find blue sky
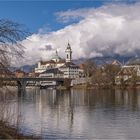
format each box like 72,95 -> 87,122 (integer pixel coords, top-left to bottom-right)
0,0 -> 136,33
1,0 -> 139,66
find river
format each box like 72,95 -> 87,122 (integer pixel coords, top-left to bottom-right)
2,88 -> 140,139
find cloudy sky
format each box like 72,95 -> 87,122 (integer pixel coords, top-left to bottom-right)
0,0 -> 140,66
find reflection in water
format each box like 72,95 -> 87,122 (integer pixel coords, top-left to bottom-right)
5,88 -> 140,139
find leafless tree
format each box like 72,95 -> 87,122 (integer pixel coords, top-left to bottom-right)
130,69 -> 138,88
0,19 -> 31,138
0,19 -> 28,68
0,19 -> 28,81
83,59 -> 97,77
104,64 -> 121,86
91,68 -> 109,88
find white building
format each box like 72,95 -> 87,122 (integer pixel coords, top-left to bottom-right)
59,62 -> 80,78
39,68 -> 64,87
39,68 -> 64,78
35,43 -> 83,79
35,50 -> 65,73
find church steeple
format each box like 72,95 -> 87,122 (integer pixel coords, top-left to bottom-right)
65,42 -> 72,62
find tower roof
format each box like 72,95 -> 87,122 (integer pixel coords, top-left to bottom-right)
66,42 -> 72,50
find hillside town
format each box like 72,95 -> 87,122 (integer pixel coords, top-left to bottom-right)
1,43 -> 140,88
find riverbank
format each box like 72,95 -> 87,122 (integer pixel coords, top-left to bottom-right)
72,84 -> 140,90
0,121 -> 39,139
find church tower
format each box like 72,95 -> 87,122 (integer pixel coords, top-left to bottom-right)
65,42 -> 72,62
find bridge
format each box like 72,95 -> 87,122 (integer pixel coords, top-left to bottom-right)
0,77 -> 67,91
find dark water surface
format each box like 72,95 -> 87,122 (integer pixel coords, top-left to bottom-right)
6,88 -> 140,139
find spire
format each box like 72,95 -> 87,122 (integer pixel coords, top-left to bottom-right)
66,42 -> 71,50
56,50 -> 58,55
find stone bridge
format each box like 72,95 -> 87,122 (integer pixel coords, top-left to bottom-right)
0,77 -> 66,91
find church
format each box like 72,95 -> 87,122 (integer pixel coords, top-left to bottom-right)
35,43 -> 83,79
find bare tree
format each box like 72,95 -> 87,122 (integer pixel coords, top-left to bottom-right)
0,19 -> 28,68
0,19 -> 29,139
91,68 -> 109,88
104,64 -> 121,86
83,59 -> 97,77
130,69 -> 138,88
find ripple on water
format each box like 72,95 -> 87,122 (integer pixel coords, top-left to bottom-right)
4,88 -> 140,139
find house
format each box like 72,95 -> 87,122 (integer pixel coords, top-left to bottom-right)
59,62 -> 80,78
15,70 -> 28,78
111,60 -> 122,66
115,58 -> 140,85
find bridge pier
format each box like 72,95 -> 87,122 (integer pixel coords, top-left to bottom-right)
17,80 -> 27,93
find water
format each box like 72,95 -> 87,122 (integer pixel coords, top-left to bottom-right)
3,88 -> 140,139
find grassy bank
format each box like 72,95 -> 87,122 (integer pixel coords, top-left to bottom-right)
72,84 -> 91,89
0,121 -> 39,139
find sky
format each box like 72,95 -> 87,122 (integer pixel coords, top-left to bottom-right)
0,1 -> 106,32
0,0 -> 140,66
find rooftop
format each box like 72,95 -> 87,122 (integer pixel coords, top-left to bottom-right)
41,68 -> 63,74
60,62 -> 79,68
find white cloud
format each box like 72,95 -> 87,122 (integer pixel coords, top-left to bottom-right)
15,2 -> 140,66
